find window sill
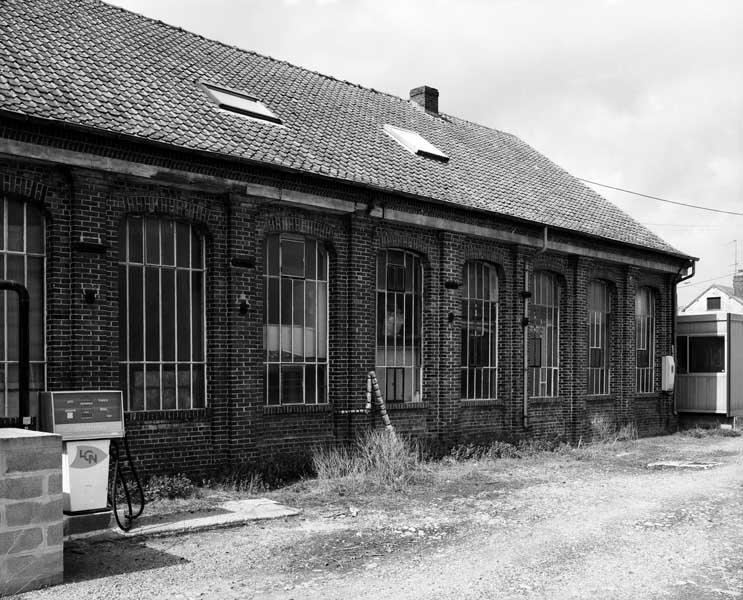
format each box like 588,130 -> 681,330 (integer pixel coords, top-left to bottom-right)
634,393 -> 662,400
586,394 -> 615,401
528,396 -> 561,405
460,399 -> 504,408
125,408 -> 210,422
263,403 -> 332,415
386,402 -> 428,412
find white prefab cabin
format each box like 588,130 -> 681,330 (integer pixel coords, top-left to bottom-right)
675,313 -> 743,418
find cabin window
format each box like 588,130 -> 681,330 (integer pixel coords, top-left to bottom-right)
587,280 -> 611,395
0,197 -> 45,417
119,217 -> 206,411
635,287 -> 655,393
460,262 -> 498,400
376,249 -> 423,403
676,335 -> 724,374
264,234 -> 328,405
527,271 -> 559,398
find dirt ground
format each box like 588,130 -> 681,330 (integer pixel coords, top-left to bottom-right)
17,433 -> 743,599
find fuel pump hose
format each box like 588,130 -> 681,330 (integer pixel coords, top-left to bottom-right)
111,436 -> 145,532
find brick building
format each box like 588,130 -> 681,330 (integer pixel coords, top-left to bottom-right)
0,0 -> 694,475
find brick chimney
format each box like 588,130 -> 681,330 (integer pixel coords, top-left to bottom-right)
410,86 -> 439,114
734,271 -> 743,298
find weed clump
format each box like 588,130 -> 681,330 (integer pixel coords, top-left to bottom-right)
312,429 -> 423,491
681,425 -> 741,438
447,441 -> 521,462
142,473 -> 195,501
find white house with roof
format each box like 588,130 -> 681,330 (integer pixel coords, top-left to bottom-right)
680,274 -> 743,315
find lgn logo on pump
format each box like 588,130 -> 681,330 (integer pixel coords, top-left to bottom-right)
70,446 -> 108,469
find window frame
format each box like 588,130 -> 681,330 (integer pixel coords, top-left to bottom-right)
460,261 -> 499,400
587,280 -> 611,396
118,216 -> 207,412
676,334 -> 725,374
263,233 -> 329,406
527,271 -> 560,398
376,249 -> 423,403
0,196 -> 46,417
635,287 -> 656,393
706,296 -> 721,311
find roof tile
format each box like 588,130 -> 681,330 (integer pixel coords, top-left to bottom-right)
0,0 -> 687,257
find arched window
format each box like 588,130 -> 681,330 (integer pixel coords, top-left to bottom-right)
527,271 -> 559,398
118,216 -> 206,411
0,197 -> 45,417
587,280 -> 611,395
264,234 -> 328,405
376,249 -> 422,403
461,261 -> 498,400
636,287 -> 655,393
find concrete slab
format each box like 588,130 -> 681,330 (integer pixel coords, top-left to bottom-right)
65,498 -> 300,541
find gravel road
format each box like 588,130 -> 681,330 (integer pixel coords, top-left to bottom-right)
18,434 -> 743,599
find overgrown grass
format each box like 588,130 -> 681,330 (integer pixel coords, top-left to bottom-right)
589,415 -> 638,444
312,429 -> 425,492
681,425 -> 742,438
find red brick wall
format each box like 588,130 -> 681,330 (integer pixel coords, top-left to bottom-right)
0,134 -> 681,476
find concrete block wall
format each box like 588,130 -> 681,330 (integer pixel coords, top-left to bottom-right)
0,429 -> 63,595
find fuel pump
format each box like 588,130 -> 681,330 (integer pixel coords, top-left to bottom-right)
39,390 -> 144,531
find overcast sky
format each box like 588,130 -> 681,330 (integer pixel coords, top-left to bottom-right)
111,0 -> 743,307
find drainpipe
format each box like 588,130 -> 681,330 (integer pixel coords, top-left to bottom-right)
523,227 -> 549,429
671,260 -> 696,416
0,281 -> 30,427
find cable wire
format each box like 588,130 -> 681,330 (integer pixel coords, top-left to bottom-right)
579,179 -> 743,216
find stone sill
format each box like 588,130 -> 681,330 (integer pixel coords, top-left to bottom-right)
586,395 -> 616,402
263,403 -> 332,415
386,402 -> 428,412
528,396 -> 561,405
125,408 -> 211,423
460,399 -> 504,408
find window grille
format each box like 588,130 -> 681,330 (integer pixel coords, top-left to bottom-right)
635,287 -> 655,393
264,234 -> 328,404
527,271 -> 559,398
587,280 -> 611,395
460,262 -> 498,400
118,217 -> 206,411
376,249 -> 422,403
0,197 -> 45,416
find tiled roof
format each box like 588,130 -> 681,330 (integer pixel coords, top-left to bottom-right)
0,0 -> 688,257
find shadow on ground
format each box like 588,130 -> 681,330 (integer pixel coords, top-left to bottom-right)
63,539 -> 187,582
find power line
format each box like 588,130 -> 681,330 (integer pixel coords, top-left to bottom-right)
679,271 -> 735,287
579,179 -> 743,216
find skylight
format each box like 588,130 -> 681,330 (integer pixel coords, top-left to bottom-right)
203,83 -> 282,124
383,124 -> 449,161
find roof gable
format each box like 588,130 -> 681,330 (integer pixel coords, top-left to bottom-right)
0,0 -> 687,257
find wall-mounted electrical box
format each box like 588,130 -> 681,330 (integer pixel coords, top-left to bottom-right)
661,355 -> 675,392
39,390 -> 124,441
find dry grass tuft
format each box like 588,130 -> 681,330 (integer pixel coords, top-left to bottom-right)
312,429 -> 425,492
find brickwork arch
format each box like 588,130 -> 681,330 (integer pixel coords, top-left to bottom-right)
263,214 -> 342,256
1,174 -> 48,203
124,195 -> 217,229
375,228 -> 436,267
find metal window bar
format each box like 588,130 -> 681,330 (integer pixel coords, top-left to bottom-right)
119,218 -> 206,411
635,288 -> 655,393
461,262 -> 498,400
0,198 -> 46,417
376,250 -> 422,403
587,281 -> 611,395
528,273 -> 559,398
263,235 -> 328,405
